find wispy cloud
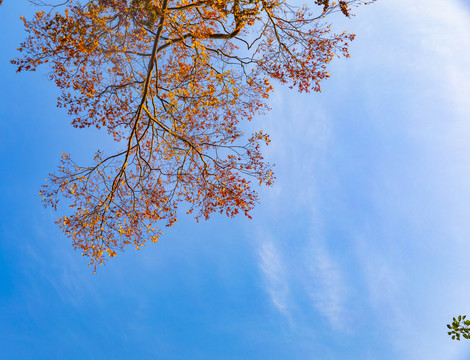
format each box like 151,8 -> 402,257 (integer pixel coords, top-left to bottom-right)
303,230 -> 348,329
253,73 -> 356,330
255,1 -> 470,356
345,1 -> 470,357
255,95 -> 350,329
258,234 -> 290,317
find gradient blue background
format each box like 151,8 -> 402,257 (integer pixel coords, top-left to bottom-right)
1,0 -> 470,359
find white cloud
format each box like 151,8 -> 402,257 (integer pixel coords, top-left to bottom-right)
258,235 -> 291,317
255,95 -> 350,329
254,0 -> 470,357
345,0 -> 470,358
303,229 -> 348,330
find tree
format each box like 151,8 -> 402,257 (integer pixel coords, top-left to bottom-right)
12,0 -> 373,269
447,315 -> 470,340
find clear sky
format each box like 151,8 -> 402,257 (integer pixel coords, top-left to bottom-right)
1,0 -> 470,359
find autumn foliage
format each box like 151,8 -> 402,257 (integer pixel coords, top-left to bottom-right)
13,0 -> 372,269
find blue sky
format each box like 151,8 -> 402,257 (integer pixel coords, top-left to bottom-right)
1,0 -> 470,359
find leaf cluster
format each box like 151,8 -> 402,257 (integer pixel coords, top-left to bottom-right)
447,315 -> 470,340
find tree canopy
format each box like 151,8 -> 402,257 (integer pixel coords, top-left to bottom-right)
12,0 -> 373,269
